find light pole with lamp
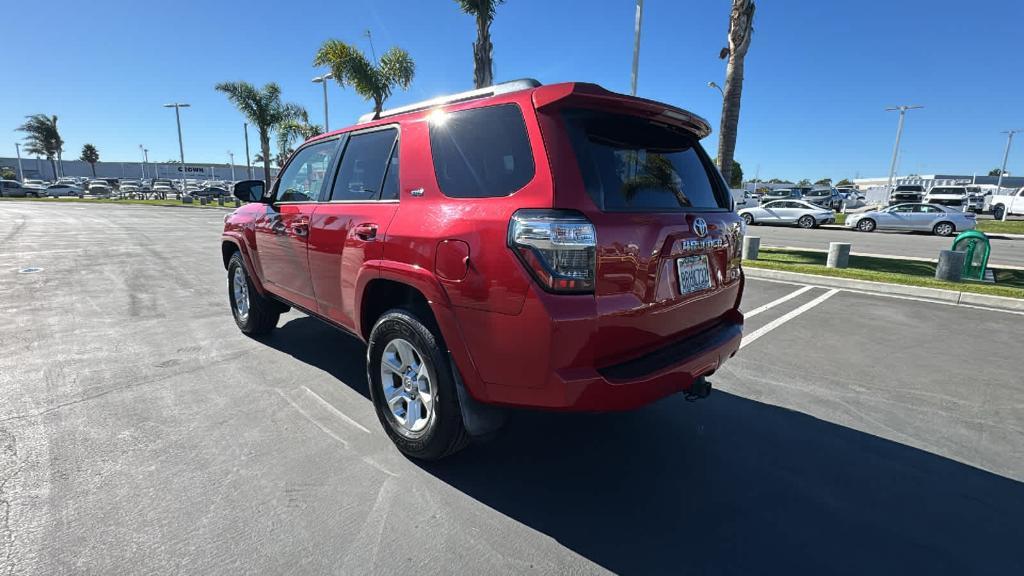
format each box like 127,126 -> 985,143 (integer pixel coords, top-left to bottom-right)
139,144 -> 146,179
631,0 -> 644,96
163,102 -> 190,195
997,129 -> 1019,221
228,151 -> 236,182
14,143 -> 24,182
708,81 -> 725,98
244,123 -> 253,179
884,105 -> 923,206
312,72 -> 333,132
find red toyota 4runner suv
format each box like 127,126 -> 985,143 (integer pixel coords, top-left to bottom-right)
222,80 -> 745,459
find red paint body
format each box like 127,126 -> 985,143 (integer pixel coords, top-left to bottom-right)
222,82 -> 744,411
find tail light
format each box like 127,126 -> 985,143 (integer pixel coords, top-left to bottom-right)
508,209 -> 596,293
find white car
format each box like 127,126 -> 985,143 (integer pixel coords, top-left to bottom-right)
987,187 -> 1024,220
45,183 -> 83,197
87,180 -> 112,198
738,199 -> 836,229
845,203 -> 976,236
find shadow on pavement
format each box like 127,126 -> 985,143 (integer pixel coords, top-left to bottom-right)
420,390 -> 1023,575
261,316 -> 371,399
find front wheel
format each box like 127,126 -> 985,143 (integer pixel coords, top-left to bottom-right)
857,218 -> 876,232
798,215 -> 816,229
933,222 -> 955,237
742,213 -> 754,226
368,309 -> 470,460
227,251 -> 280,335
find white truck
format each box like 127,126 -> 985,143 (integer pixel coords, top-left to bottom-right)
987,187 -> 1024,220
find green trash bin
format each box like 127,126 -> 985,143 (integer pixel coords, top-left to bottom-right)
951,230 -> 990,281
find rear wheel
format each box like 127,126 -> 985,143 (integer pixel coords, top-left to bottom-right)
857,218 -> 876,232
742,213 -> 754,226
933,221 -> 955,237
227,251 -> 280,335
798,215 -> 816,229
368,309 -> 470,460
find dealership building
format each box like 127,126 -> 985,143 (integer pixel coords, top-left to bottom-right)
0,157 -> 275,182
851,174 -> 1024,191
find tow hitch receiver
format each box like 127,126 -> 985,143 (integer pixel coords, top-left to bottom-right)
685,376 -> 712,402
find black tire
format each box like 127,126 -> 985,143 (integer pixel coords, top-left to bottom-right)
993,205 -> 1005,220
933,221 -> 955,237
741,213 -> 754,225
857,218 -> 876,232
227,251 -> 280,335
367,309 -> 470,460
798,215 -> 816,229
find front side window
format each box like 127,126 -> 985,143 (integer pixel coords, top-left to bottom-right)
429,104 -> 535,198
275,139 -> 338,202
330,128 -> 398,202
563,110 -> 727,211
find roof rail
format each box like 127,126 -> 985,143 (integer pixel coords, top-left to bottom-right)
356,78 -> 542,124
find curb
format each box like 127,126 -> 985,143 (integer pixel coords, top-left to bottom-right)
743,267 -> 1024,312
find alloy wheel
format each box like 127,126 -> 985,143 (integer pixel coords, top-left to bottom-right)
231,266 -> 250,322
379,338 -> 435,438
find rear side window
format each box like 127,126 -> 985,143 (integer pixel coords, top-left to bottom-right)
429,104 -> 535,198
331,128 -> 397,201
563,110 -> 728,211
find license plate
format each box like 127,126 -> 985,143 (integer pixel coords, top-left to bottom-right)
676,255 -> 713,295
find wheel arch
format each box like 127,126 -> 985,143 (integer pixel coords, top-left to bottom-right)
221,235 -> 269,295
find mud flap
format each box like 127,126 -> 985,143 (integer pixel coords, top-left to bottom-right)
450,355 -> 506,437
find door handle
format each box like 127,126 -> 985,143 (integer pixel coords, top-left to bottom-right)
290,217 -> 310,237
354,223 -> 378,240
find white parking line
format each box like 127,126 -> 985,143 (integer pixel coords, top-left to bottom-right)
741,289 -> 840,349
301,385 -> 372,434
743,285 -> 815,318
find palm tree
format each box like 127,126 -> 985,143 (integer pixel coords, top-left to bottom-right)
17,114 -> 64,179
715,0 -> 756,188
275,107 -> 323,163
313,39 -> 415,119
215,81 -> 305,190
454,0 -> 505,88
80,144 -> 100,177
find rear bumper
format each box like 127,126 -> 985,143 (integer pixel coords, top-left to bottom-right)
448,281 -> 744,412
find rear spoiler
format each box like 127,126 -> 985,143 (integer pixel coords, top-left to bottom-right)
532,82 -> 712,139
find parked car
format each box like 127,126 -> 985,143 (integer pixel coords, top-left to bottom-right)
119,183 -> 141,197
802,187 -> 844,210
987,187 -> 1024,220
0,179 -> 43,197
192,186 -> 230,199
45,183 -> 83,197
845,203 -> 975,236
739,199 -> 835,228
762,188 -> 802,203
924,186 -> 968,211
221,79 -> 745,459
889,184 -> 925,206
23,179 -> 48,189
87,180 -> 113,197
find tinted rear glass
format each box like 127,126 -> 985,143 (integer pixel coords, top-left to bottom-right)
563,110 -> 727,211
429,104 -> 535,198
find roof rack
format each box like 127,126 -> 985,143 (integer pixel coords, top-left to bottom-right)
357,78 -> 542,124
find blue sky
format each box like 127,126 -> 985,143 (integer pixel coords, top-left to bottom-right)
3,0 -> 1022,181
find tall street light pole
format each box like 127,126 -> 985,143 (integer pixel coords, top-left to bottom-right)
631,0 -> 644,96
884,105 -> 923,205
707,81 -> 724,99
228,151 -> 236,182
997,129 -> 1020,221
14,143 -> 24,182
139,144 -> 146,179
143,148 -> 149,179
312,72 -> 333,132
164,102 -> 190,194
244,123 -> 253,179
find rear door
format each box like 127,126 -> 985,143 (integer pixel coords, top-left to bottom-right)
550,107 -> 742,358
883,204 -> 916,229
308,126 -> 401,327
254,138 -> 340,310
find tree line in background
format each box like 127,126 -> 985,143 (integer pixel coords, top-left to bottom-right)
16,0 -> 760,193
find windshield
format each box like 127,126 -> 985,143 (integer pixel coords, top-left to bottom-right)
562,110 -> 728,211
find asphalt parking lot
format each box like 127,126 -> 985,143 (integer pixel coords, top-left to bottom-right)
749,223 -> 1024,268
1,202 -> 1021,575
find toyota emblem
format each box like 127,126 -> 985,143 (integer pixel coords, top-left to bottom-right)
693,218 -> 708,238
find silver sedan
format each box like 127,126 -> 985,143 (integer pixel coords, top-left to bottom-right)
845,203 -> 976,236
738,200 -> 836,229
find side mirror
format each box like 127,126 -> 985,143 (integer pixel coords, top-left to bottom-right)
233,180 -> 266,203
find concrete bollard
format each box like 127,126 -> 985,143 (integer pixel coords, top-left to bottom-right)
182,195 -> 193,204
200,196 -> 209,206
233,198 -> 241,208
827,242 -> 851,268
935,250 -> 966,282
742,236 -> 760,260
217,197 -> 225,206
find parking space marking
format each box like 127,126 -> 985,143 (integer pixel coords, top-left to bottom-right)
741,289 -> 840,349
743,285 -> 815,318
301,385 -> 372,434
276,389 -> 351,447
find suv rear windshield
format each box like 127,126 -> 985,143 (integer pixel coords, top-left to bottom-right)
895,185 -> 924,192
429,103 -> 535,198
562,110 -> 728,211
